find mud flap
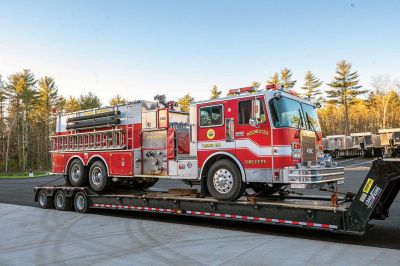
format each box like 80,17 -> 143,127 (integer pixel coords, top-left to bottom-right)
349,159 -> 400,226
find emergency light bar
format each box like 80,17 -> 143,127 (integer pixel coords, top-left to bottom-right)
228,86 -> 256,95
265,84 -> 299,97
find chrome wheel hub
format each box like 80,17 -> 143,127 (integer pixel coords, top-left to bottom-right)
91,167 -> 103,185
56,193 -> 64,208
76,195 -> 85,210
39,193 -> 46,206
213,169 -> 234,194
71,165 -> 81,182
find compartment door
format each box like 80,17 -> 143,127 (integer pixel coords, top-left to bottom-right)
109,152 -> 133,176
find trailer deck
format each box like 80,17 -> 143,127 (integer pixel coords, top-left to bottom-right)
34,159 -> 400,236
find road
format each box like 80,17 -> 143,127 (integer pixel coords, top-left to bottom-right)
0,158 -> 399,252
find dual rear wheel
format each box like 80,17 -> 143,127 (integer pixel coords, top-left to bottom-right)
68,159 -> 111,192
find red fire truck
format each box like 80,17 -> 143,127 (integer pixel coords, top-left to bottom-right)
51,86 -> 344,201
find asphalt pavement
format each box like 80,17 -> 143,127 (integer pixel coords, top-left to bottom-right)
0,158 -> 400,263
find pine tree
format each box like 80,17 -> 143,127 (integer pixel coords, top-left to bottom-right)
300,71 -> 323,102
267,72 -> 280,87
251,81 -> 261,90
210,85 -> 222,99
78,92 -> 101,110
5,69 -> 37,172
64,96 -> 80,112
36,76 -> 59,168
177,94 -> 194,112
109,95 -> 128,105
0,75 -> 6,121
0,75 -> 6,166
327,60 -> 366,135
280,68 -> 296,89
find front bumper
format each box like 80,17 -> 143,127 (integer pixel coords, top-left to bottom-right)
282,165 -> 345,189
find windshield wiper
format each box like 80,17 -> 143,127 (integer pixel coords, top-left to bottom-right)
306,113 -> 321,140
297,109 -> 304,129
305,113 -> 316,131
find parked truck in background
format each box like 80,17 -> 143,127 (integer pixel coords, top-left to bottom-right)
350,132 -> 383,157
325,135 -> 358,158
379,128 -> 400,157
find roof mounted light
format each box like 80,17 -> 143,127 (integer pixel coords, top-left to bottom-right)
266,84 -> 278,90
228,86 -> 256,95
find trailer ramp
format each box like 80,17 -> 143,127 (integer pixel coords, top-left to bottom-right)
349,159 -> 400,230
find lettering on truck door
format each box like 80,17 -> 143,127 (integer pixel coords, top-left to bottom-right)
235,96 -> 273,182
197,101 -> 236,163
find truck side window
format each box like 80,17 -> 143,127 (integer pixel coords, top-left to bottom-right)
238,100 -> 266,124
200,105 -> 223,127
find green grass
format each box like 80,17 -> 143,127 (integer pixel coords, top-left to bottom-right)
0,171 -> 50,178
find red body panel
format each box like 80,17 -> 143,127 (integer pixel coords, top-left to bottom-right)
52,150 -> 134,176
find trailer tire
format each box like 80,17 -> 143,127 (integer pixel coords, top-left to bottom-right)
74,192 -> 90,213
37,190 -> 53,209
207,159 -> 245,201
68,159 -> 87,187
89,161 -> 111,192
54,190 -> 72,211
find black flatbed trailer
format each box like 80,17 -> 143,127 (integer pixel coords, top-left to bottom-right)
34,159 -> 400,236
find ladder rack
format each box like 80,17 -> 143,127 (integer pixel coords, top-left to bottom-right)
51,129 -> 126,152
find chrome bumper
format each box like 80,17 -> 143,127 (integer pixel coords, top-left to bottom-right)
282,165 -> 345,189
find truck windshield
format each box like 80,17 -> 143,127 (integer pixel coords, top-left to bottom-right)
269,97 -> 321,131
301,102 -> 321,131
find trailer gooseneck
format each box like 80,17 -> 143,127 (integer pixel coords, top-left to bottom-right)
35,159 -> 400,236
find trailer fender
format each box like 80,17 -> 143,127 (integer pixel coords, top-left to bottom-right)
200,152 -> 246,182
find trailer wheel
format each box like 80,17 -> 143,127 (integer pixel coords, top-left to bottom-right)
68,159 -> 87,187
89,161 -> 111,192
54,190 -> 72,211
207,159 -> 245,201
37,190 -> 53,209
74,192 -> 90,213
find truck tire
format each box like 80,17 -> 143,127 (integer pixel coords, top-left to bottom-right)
54,190 -> 72,211
88,161 -> 111,192
74,191 -> 90,213
207,159 -> 245,201
68,159 -> 87,187
37,190 -> 53,209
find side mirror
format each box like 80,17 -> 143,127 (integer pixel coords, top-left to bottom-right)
250,98 -> 261,127
252,98 -> 261,119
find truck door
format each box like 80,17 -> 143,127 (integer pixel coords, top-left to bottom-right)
235,96 -> 272,180
197,101 -> 236,163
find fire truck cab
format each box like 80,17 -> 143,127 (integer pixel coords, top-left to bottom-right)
51,86 -> 344,201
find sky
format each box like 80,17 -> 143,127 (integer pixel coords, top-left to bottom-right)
0,0 -> 399,104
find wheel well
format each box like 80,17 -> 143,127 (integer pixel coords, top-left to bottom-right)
65,157 -> 84,176
201,153 -> 245,181
87,156 -> 109,176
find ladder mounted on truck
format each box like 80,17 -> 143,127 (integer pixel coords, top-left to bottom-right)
34,159 -> 400,236
51,129 -> 126,151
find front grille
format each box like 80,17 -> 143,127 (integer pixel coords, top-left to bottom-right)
301,135 -> 316,165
